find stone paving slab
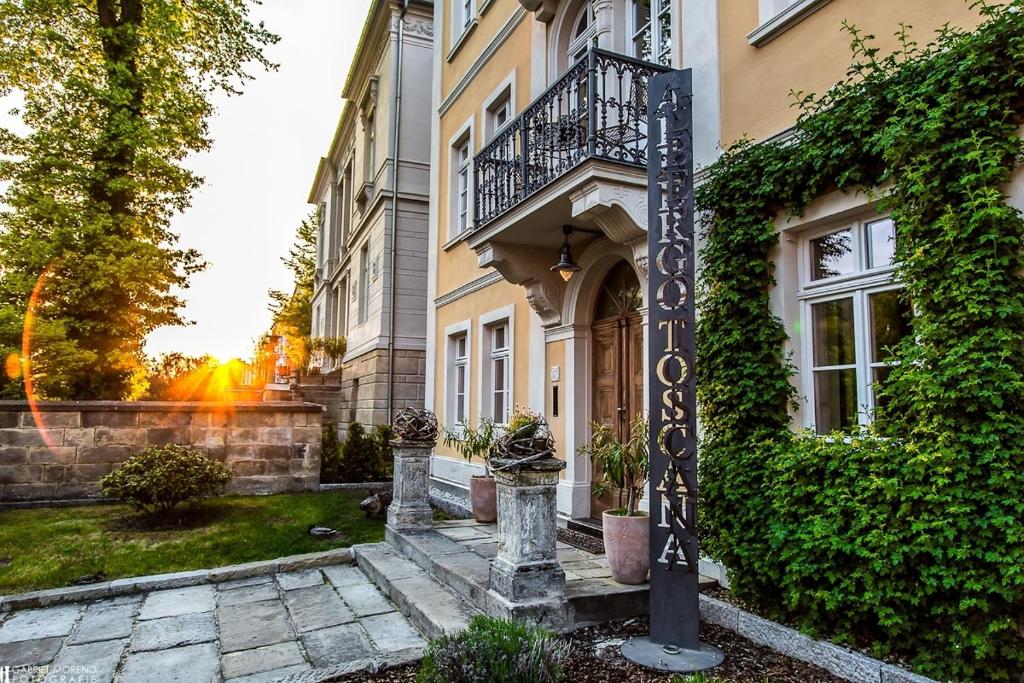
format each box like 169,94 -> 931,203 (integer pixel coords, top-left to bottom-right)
301,623 -> 375,668
276,569 -> 324,591
218,598 -> 295,653
67,601 -> 135,644
0,559 -> 430,682
283,584 -> 356,632
217,581 -> 280,607
139,584 -> 216,620
0,604 -> 81,643
120,641 -> 221,683
131,611 -> 217,652
222,640 -> 306,679
43,637 -> 126,683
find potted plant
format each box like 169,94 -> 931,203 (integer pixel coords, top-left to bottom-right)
580,414 -> 650,584
443,418 -> 499,522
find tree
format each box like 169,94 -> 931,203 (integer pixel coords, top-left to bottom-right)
267,209 -> 318,374
0,0 -> 278,400
142,352 -> 214,400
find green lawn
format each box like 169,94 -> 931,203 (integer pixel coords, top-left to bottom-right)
0,490 -> 385,595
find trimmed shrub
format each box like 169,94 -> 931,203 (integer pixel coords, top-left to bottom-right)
371,424 -> 394,479
100,444 -> 232,515
320,419 -> 344,483
417,615 -> 564,683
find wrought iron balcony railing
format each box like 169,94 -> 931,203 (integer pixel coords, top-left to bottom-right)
473,48 -> 670,229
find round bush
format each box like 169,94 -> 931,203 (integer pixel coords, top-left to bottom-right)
100,444 -> 232,515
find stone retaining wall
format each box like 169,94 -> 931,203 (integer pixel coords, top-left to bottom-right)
0,401 -> 324,502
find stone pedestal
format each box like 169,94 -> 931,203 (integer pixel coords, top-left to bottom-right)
488,458 -> 567,602
386,440 -> 433,531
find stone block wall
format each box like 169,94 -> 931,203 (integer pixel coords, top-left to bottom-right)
336,348 -> 426,430
0,401 -> 324,502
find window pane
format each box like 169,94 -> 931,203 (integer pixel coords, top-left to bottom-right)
494,358 -> 505,391
493,325 -> 506,350
814,369 -> 858,434
810,229 -> 855,280
812,298 -> 855,367
869,290 -> 911,363
866,218 -> 896,268
456,336 -> 466,358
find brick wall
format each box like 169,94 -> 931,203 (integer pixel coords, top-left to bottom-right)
0,401 -> 324,502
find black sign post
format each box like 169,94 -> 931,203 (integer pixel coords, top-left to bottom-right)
620,68 -> 724,672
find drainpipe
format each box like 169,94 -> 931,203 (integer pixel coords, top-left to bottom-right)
386,0 -> 409,424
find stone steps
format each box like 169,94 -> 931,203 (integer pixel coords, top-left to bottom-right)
352,543 -> 480,641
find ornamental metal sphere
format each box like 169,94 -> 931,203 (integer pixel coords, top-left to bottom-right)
392,407 -> 439,444
494,419 -> 555,461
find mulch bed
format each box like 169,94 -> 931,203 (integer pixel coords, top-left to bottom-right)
344,616 -> 845,682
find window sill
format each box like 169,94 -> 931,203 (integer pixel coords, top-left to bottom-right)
447,19 -> 479,62
747,0 -> 833,47
443,228 -> 473,251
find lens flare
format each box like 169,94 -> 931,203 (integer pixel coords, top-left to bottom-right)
5,353 -> 21,380
21,266 -> 61,448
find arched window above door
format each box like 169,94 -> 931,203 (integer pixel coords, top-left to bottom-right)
594,260 -> 642,321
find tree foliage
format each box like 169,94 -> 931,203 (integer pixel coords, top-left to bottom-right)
0,0 -> 277,399
695,4 -> 1024,679
267,209 -> 318,373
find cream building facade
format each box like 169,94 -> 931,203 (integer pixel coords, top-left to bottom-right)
309,0 -> 434,429
424,0 -> 1024,521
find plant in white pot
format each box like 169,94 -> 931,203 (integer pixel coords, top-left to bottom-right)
443,419 -> 499,522
580,414 -> 650,584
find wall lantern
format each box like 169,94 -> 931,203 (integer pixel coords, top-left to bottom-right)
551,225 -> 600,282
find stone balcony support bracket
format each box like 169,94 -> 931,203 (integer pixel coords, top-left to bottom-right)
386,441 -> 433,531
477,243 -> 566,328
488,458 -> 567,603
518,0 -> 558,23
569,179 -> 648,244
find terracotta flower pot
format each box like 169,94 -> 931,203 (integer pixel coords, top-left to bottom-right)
469,475 -> 497,523
602,510 -> 649,585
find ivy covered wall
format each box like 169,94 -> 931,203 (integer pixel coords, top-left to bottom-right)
695,3 -> 1024,680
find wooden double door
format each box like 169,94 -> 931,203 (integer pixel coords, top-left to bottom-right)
590,311 -> 644,516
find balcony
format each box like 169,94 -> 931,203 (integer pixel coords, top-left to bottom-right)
473,48 -> 670,229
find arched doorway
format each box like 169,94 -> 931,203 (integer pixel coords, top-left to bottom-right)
590,260 -> 644,516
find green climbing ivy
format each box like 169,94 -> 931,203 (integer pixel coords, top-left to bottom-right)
694,3 -> 1024,680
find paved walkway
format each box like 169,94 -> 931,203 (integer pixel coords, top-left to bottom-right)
0,564 -> 426,683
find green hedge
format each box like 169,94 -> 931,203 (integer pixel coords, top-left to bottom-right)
695,4 -> 1024,680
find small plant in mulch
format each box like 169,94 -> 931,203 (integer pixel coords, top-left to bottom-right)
417,615 -> 565,683
100,444 -> 232,523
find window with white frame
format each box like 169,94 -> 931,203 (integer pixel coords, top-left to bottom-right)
567,1 -> 596,64
799,216 -> 911,434
364,113 -> 376,183
316,202 -> 327,268
630,0 -> 672,66
358,243 -> 369,324
448,333 -> 469,426
485,321 -> 511,423
453,0 -> 474,43
485,89 -> 512,141
452,136 -> 471,236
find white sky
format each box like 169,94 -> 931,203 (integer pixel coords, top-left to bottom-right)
145,0 -> 373,362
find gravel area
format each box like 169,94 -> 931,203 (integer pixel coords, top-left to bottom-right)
339,616 -> 846,682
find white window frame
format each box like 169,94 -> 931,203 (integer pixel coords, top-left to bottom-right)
797,216 -> 903,433
447,118 -> 474,242
629,0 -> 674,66
748,0 -> 833,47
567,1 -> 597,63
482,73 -> 516,143
444,320 -> 472,430
357,242 -> 370,325
478,305 -> 515,425
450,0 -> 477,56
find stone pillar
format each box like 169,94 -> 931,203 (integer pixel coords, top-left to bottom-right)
488,458 -> 567,602
386,440 -> 433,531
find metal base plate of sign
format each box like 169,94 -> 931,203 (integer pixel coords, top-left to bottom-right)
621,636 -> 725,672
626,67 -> 722,672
